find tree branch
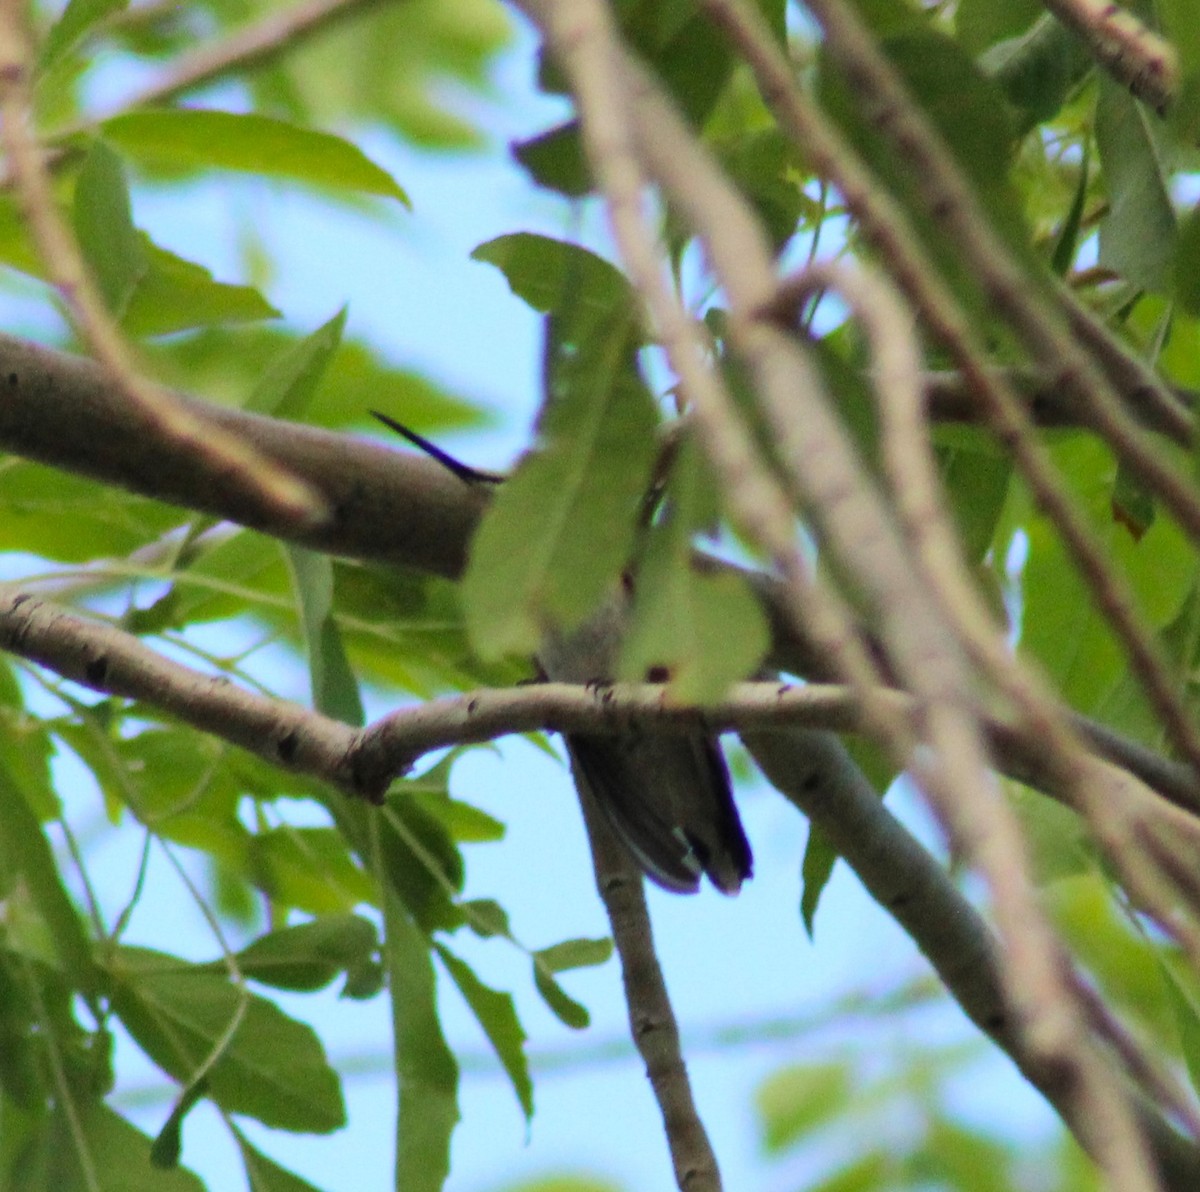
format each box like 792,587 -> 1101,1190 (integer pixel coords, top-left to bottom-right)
578,791 -> 722,1192
0,331 -> 486,579
1040,0 -> 1178,113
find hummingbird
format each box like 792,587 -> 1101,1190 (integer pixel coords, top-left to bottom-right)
371,411 -> 753,895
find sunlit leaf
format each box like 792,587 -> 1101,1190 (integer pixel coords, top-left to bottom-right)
101,110 -> 409,204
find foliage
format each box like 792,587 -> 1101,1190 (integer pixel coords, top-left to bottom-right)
3,0 -> 1200,1190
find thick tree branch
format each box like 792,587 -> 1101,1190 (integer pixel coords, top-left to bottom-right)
0,332 -> 486,579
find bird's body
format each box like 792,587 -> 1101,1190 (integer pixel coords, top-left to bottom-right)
371,409 -> 752,895
538,590 -> 752,895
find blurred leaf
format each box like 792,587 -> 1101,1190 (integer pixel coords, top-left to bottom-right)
101,110 -> 409,204
757,1061 -> 853,1153
123,239 -> 280,336
72,140 -> 147,317
285,544 -> 365,726
47,1100 -> 205,1191
0,461 -> 184,561
146,326 -> 482,433
383,898 -> 458,1192
214,914 -> 379,993
531,938 -> 612,1031
1050,142 -> 1090,278
379,793 -> 465,933
800,825 -> 837,940
1097,76 -> 1177,292
620,440 -> 768,701
234,1126 -> 325,1192
464,242 -> 657,657
248,827 -> 374,914
109,946 -> 346,1133
149,1077 -> 208,1169
462,898 -> 511,939
39,0 -> 127,74
245,308 -> 347,420
0,778 -> 97,995
435,943 -> 533,1121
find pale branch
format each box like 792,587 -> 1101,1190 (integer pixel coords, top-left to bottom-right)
520,2 -> 1164,1180
578,791 -> 722,1192
0,332 -> 487,580
0,589 -> 364,794
0,6 -> 326,532
8,584 -> 1200,837
745,729 -> 1200,1191
776,263 -> 1200,972
1040,0 -> 1178,113
608,38 -> 1124,1182
703,0 -> 1200,797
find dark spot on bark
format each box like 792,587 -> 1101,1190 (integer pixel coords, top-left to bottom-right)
984,1011 -> 1006,1032
801,771 -> 821,792
85,656 -> 108,685
277,730 -> 299,762
7,372 -> 17,386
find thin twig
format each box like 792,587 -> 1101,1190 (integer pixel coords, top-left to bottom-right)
578,789 -> 722,1192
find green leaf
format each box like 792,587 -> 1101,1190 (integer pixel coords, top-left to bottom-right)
800,825 -> 837,939
100,110 -> 409,204
435,943 -> 533,1121
462,260 -> 658,656
1163,958 -> 1200,1100
123,239 -> 280,336
285,544 -> 366,726
1173,201 -> 1200,316
379,796 -> 465,934
1051,142 -> 1090,278
244,308 -> 347,419
233,1126 -> 325,1192
1097,76 -> 1178,292
248,827 -> 375,914
512,122 -> 591,196
47,1100 -> 205,1192
221,914 -> 379,993
109,946 -> 346,1134
531,938 -> 613,1030
619,442 -> 769,701
0,778 -> 97,995
39,0 -> 128,73
72,140 -> 147,317
0,461 -> 185,561
462,898 -> 511,939
150,1077 -> 208,1169
472,233 -> 632,319
382,899 -> 458,1192
756,1061 -> 853,1153
978,15 -> 1084,132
